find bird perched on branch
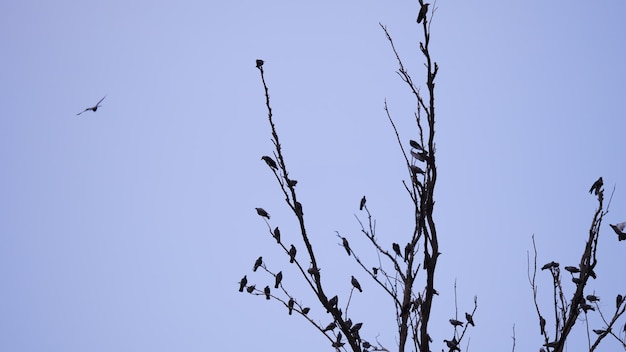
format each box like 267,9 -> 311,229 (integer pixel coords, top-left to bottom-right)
589,177 -> 603,195
465,312 -> 475,326
288,245 -> 297,263
77,95 -> 106,115
264,286 -> 271,300
409,139 -> 423,150
273,227 -> 281,243
274,271 -> 283,288
392,243 -> 402,257
261,156 -> 278,169
610,222 -> 626,241
417,3 -> 430,23
288,298 -> 294,315
341,237 -> 351,256
444,338 -> 460,351
564,266 -> 580,274
256,59 -> 264,68
246,284 -> 255,293
253,256 -> 263,271
351,276 -> 363,292
359,196 -> 366,210
322,322 -> 336,332
238,275 -> 247,292
255,208 -> 270,219
541,261 -> 559,270
449,319 -> 463,327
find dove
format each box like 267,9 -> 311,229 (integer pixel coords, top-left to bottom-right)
76,95 -> 106,115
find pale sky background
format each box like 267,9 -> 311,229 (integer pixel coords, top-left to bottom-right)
1,1 -> 625,351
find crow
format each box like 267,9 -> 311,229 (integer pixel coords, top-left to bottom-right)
417,3 -> 430,23
274,271 -> 283,289
238,275 -> 247,292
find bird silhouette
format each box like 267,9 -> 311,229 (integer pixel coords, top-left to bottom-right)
404,243 -> 413,262
273,227 -> 281,243
322,322 -> 336,332
295,201 -> 303,216
417,3 -> 430,23
261,156 -> 278,169
263,286 -> 271,300
301,307 -> 310,315
351,275 -> 363,292
541,261 -> 559,270
610,222 -> 626,241
589,177 -> 603,195
564,266 -> 580,274
275,271 -> 283,288
239,275 -> 247,292
253,256 -> 263,272
287,179 -> 298,187
255,208 -> 270,219
288,245 -> 297,263
288,298 -> 294,315
359,196 -> 366,210
465,312 -> 475,326
256,59 -> 264,68
586,294 -> 600,302
444,338 -> 460,351
593,329 -> 607,335
76,95 -> 106,115
328,295 -> 338,310
246,284 -> 256,293
449,319 -> 463,327
617,294 -> 623,309
350,322 -> 363,334
392,243 -> 402,257
342,237 -> 351,256
409,139 -> 423,150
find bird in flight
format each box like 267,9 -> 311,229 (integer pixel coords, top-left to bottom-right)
77,95 -> 107,115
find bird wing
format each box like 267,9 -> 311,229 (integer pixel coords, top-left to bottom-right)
95,95 -> 107,106
76,108 -> 89,115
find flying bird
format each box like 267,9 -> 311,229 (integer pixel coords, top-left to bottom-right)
255,207 -> 270,219
351,275 -> 363,292
76,95 -> 106,115
288,298 -> 294,315
288,244 -> 297,263
261,156 -> 278,169
589,177 -> 603,195
274,271 -> 283,289
610,222 -> 626,241
264,286 -> 271,300
359,196 -> 366,210
465,312 -> 475,326
342,237 -> 351,256
256,59 -> 264,68
273,226 -> 281,243
238,275 -> 247,292
253,256 -> 263,271
417,3 -> 430,23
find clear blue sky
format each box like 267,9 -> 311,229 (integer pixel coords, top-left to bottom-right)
1,1 -> 625,351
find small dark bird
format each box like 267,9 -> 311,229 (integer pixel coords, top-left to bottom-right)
288,244 -> 297,263
444,339 -> 460,352
275,271 -> 283,288
246,284 -> 256,293
617,294 -> 624,309
255,207 -> 270,219
332,332 -> 344,348
409,139 -> 423,150
540,316 -> 546,335
261,156 -> 278,169
589,177 -> 603,195
564,266 -> 580,274
350,322 -> 363,334
465,312 -> 475,326
351,275 -> 363,292
273,226 -> 281,243
610,222 -> 626,241
593,329 -> 607,335
307,266 -> 320,276
449,319 -> 463,327
411,150 -> 428,162
264,285 -> 271,300
541,261 -> 559,270
345,319 -> 353,328
586,294 -> 600,302
288,297 -> 294,315
392,243 -> 402,257
295,201 -> 303,216
302,307 -> 310,315
328,295 -> 338,308
417,3 -> 430,23
287,179 -> 298,187
363,341 -> 372,349
239,275 -> 247,292
322,322 -> 336,332
404,243 -> 413,261
256,59 -> 264,68
77,95 -> 107,115
359,196 -> 366,210
342,237 -> 351,256
253,256 -> 263,271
